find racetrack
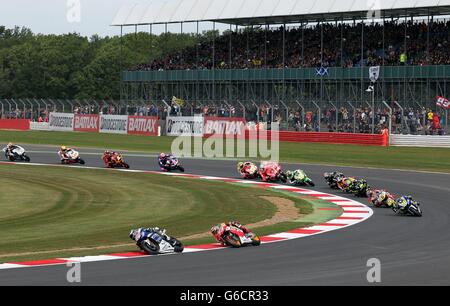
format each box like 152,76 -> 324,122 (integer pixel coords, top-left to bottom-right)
1,145 -> 449,285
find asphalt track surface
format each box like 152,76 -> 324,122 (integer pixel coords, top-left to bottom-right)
0,145 -> 449,285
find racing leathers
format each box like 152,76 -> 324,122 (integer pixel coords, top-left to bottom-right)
368,190 -> 395,208
212,221 -> 250,245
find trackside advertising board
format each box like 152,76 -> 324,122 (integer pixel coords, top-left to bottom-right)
100,115 -> 128,134
128,116 -> 158,136
49,113 -> 74,131
204,117 -> 247,136
166,116 -> 204,137
74,114 -> 100,133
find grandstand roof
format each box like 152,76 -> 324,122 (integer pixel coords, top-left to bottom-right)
112,0 -> 450,26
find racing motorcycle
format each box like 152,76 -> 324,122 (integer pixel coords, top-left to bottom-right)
349,179 -> 370,197
368,190 -> 396,208
105,153 -> 130,169
324,172 -> 345,189
220,225 -> 261,248
238,162 -> 259,179
161,156 -> 185,172
2,145 -> 31,162
287,170 -> 315,187
60,149 -> 86,165
393,197 -> 423,217
259,161 -> 287,183
133,228 -> 184,255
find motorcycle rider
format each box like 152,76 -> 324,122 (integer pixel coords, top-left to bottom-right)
210,221 -> 251,245
286,169 -> 308,185
237,162 -> 258,178
367,189 -> 395,208
158,153 -> 172,170
103,150 -> 118,167
259,162 -> 281,182
393,195 -> 415,214
129,227 -> 168,243
337,177 -> 356,192
4,143 -> 20,157
58,146 -> 72,160
349,178 -> 369,195
324,171 -> 345,187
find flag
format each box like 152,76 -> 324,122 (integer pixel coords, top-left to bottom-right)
316,66 -> 329,77
436,96 -> 450,109
369,66 -> 380,82
172,96 -> 185,107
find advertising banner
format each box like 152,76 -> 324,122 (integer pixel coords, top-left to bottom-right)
74,114 -> 100,133
49,113 -> 74,132
128,116 -> 158,136
99,115 -> 128,134
204,117 -> 246,136
166,116 -> 204,137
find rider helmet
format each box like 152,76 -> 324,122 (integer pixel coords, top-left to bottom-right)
237,162 -> 244,171
7,142 -> 13,148
210,225 -> 220,235
286,170 -> 293,178
129,230 -> 137,240
159,153 -> 166,160
61,146 -> 67,152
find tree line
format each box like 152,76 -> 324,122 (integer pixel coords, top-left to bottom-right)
0,26 -> 201,100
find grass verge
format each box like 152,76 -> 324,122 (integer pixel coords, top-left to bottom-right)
0,164 -> 338,263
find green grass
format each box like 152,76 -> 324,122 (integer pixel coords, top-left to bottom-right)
0,164 -> 319,263
1,130 -> 449,172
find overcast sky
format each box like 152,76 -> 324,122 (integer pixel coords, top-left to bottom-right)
0,0 -> 227,37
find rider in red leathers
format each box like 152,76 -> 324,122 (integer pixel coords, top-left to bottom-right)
210,221 -> 251,245
103,150 -> 119,167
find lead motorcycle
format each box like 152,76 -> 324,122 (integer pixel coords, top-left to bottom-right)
60,149 -> 86,165
2,145 -> 31,162
220,225 -> 261,248
131,228 -> 184,255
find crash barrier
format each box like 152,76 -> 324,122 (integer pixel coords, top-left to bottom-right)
167,116 -> 389,146
0,119 -> 30,131
45,113 -> 158,136
249,130 -> 389,147
390,134 -> 450,148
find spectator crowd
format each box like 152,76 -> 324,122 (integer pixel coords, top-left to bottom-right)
131,20 -> 450,71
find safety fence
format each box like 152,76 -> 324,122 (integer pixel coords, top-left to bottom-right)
1,116 -> 390,146
390,134 -> 450,148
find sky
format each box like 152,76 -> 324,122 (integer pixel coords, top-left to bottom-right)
0,0 -> 227,37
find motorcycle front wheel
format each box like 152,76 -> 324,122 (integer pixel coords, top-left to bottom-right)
177,166 -> 185,172
140,239 -> 160,255
78,158 -> 86,165
23,155 -> 31,162
251,235 -> 261,246
224,234 -> 242,248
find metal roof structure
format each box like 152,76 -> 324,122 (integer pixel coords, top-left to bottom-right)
112,0 -> 450,26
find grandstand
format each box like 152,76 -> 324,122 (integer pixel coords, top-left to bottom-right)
112,0 -> 450,134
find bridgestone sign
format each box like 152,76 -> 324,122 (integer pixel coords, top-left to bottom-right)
100,115 -> 128,134
166,117 -> 204,137
49,113 -> 74,131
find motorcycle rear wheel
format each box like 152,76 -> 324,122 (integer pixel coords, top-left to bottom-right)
252,236 -> 261,246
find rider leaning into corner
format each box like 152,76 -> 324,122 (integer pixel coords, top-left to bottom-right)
103,150 -> 118,166
237,162 -> 258,176
4,143 -> 20,156
210,221 -> 251,245
158,153 -> 172,170
129,227 -> 167,244
58,146 -> 72,160
367,189 -> 395,207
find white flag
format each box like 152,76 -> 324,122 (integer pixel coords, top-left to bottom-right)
369,66 -> 380,82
